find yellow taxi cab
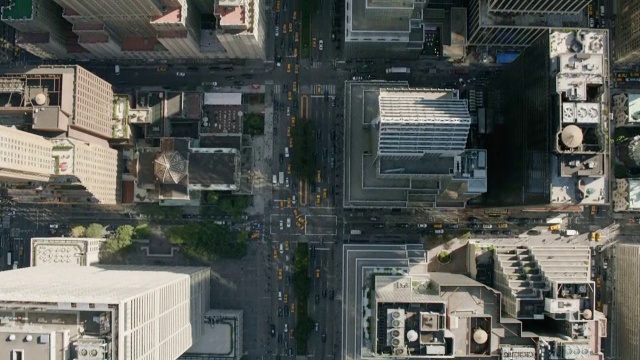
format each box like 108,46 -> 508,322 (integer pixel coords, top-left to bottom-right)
316,194 -> 321,205
549,224 -> 561,231
288,91 -> 292,100
284,241 -> 289,251
312,38 -> 317,48
294,48 -> 298,58
596,277 -> 601,287
295,64 -> 299,74
596,301 -> 602,311
291,116 -> 296,126
317,170 -> 321,182
295,32 -> 299,43
287,197 -> 292,207
157,66 -> 167,72
294,209 -> 299,217
283,23 -> 287,34
279,200 -> 284,210
276,0 -> 280,11
433,223 -> 443,229
287,163 -> 292,174
323,188 -> 328,199
273,248 -> 278,259
590,205 -> 596,216
278,267 -> 283,280
292,81 -> 297,92
590,231 -> 596,241
289,137 -> 293,148
287,63 -> 291,73
293,11 -> 297,20
316,269 -> 321,278
290,303 -> 295,313
287,126 -> 291,137
316,85 -> 322,94
284,293 -> 288,304
595,232 -> 602,242
498,223 -> 508,229
289,23 -> 293,32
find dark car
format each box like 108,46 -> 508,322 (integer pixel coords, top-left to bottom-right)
278,333 -> 283,343
279,154 -> 284,164
373,223 -> 385,228
224,66 -> 234,71
502,230 -> 512,236
396,223 -> 410,228
446,224 -> 460,229
284,305 -> 289,317
323,289 -> 327,298
468,223 -> 481,229
278,307 -> 283,317
270,324 -> 276,337
474,230 -> 486,235
527,229 -> 541,236
369,216 -> 380,221
233,80 -> 244,86
322,332 -> 327,343
329,289 -> 335,300
315,294 -> 320,304
468,216 -> 480,223
209,66 -> 221,71
507,217 -> 519,222
293,99 -> 299,109
242,74 -> 254,79
490,230 -> 500,235
182,214 -> 193,219
225,75 -> 235,80
316,130 -> 322,140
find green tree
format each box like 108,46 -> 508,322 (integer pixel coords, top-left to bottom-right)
243,113 -> 265,135
167,222 -> 247,261
291,118 -> 317,181
69,225 -> 86,238
104,225 -> 134,253
206,192 -> 219,204
84,223 -> 104,238
133,223 -> 152,239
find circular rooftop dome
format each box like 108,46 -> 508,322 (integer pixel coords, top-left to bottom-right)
473,329 -> 489,345
583,309 -> 593,320
406,330 -> 418,342
34,93 -> 46,105
561,125 -> 584,148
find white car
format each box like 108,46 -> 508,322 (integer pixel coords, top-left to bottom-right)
434,229 -> 444,234
275,25 -> 280,36
285,177 -> 289,188
287,107 -> 290,116
417,224 -> 428,228
287,218 -> 291,228
284,324 -> 288,332
319,40 -> 323,51
176,71 -> 186,77
279,220 -> 284,230
292,195 -> 296,204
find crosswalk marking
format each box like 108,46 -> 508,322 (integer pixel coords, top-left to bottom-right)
312,61 -> 322,68
273,84 -> 282,94
299,84 -> 336,95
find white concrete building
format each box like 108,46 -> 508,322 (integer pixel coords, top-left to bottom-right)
0,265 -> 210,360
0,126 -> 53,183
375,89 -> 471,159
30,237 -> 103,267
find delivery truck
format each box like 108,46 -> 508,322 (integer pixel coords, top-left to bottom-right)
386,67 -> 410,74
279,172 -> 284,185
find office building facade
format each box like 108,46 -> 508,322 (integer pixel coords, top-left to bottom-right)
467,0 -> 589,47
0,265 -> 211,360
0,126 -> 53,183
613,0 -> 640,64
610,243 -> 640,360
486,29 -> 609,207
1,0 -> 266,60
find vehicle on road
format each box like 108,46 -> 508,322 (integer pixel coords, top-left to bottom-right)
115,65 -> 120,75
319,40 -> 324,50
315,294 -> 320,304
446,224 -> 459,229
549,224 -> 561,231
434,229 -> 444,234
279,220 -> 283,230
432,223 -> 443,229
323,289 -> 327,298
373,223 -> 385,228
350,229 -> 362,235
322,332 -> 327,342
564,229 -> 578,236
527,229 -> 542,236
396,223 -> 410,228
329,289 -> 334,300
316,269 -> 320,278
278,307 -> 283,317
271,324 -> 276,337
386,67 -> 410,74
417,224 -> 428,228
286,218 -> 291,228
315,322 -> 319,332
369,216 -> 380,221
284,324 -> 288,332
176,71 -> 186,77
279,171 -> 284,184
482,224 -> 493,229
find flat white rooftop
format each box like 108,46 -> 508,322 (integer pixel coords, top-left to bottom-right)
0,265 -> 208,304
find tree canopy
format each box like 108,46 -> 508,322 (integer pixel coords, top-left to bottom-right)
104,225 -> 134,253
84,223 -> 104,238
291,118 -> 317,181
69,225 -> 86,238
167,222 -> 247,261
